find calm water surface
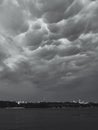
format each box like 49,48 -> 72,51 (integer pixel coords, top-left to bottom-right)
0,108 -> 98,130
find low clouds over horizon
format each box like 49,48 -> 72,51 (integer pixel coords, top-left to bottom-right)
0,0 -> 98,101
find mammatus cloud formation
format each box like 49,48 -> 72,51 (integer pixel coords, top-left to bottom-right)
0,0 -> 98,101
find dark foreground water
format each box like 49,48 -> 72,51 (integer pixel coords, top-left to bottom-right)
0,108 -> 98,130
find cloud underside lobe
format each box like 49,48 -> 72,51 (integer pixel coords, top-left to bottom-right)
0,0 -> 98,101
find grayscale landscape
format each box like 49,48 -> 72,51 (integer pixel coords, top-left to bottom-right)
0,0 -> 98,129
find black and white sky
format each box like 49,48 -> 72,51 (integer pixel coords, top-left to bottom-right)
0,0 -> 98,101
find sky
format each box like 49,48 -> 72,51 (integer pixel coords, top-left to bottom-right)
0,0 -> 98,102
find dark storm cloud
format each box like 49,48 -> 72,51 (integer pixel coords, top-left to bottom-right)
0,0 -> 98,101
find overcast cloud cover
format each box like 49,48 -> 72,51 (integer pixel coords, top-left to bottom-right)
0,0 -> 98,101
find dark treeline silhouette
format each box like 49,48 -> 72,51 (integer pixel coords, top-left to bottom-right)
0,101 -> 18,108
0,101 -> 98,108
